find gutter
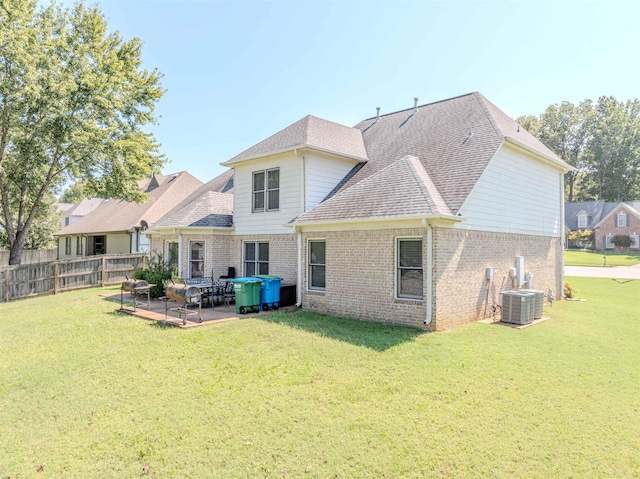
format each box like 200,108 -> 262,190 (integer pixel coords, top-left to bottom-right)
221,144 -> 368,167
287,213 -> 465,229
424,220 -> 433,328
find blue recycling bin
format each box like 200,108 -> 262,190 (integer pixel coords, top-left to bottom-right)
253,275 -> 283,310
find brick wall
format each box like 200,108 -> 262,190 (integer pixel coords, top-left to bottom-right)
229,234 -> 298,284
594,208 -> 640,250
300,227 -> 562,331
432,229 -> 562,330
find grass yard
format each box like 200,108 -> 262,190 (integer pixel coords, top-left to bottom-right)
565,249 -> 640,267
1,280 -> 640,478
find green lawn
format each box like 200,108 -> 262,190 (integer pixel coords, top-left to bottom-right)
1,281 -> 640,478
565,249 -> 640,267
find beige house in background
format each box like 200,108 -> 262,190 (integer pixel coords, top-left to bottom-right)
147,92 -> 570,330
55,172 -> 203,259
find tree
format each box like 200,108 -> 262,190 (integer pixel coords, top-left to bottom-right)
59,181 -> 89,204
518,101 -> 591,202
0,0 -> 165,265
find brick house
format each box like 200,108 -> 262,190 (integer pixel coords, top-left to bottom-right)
147,92 -> 570,330
565,200 -> 640,250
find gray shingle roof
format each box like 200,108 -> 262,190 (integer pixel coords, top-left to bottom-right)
55,172 -> 203,235
565,200 -> 608,230
223,115 -> 368,165
341,92 -> 565,214
151,190 -> 233,229
294,155 -> 451,224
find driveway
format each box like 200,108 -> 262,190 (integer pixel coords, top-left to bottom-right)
565,264 -> 640,279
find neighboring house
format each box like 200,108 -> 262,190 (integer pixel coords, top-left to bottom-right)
146,170 -> 234,277
60,198 -> 108,228
55,172 -> 203,258
149,92 -> 570,330
565,200 -> 640,250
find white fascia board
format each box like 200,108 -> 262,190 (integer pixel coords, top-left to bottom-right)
147,226 -> 235,235
287,214 -> 465,232
504,137 -> 574,172
221,145 -> 368,167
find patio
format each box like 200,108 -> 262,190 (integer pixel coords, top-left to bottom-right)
105,290 -> 287,328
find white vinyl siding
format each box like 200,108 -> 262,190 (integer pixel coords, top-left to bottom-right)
305,153 -> 359,211
456,143 -> 563,236
233,154 -> 301,235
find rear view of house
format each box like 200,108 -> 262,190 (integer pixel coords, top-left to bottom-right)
148,92 -> 570,330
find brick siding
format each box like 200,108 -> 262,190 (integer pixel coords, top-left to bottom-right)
594,208 -> 640,250
301,227 -> 562,331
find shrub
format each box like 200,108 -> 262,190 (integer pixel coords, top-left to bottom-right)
564,281 -> 577,299
612,235 -> 632,248
133,254 -> 172,298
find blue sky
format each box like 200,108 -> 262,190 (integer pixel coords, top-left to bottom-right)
59,0 -> 640,182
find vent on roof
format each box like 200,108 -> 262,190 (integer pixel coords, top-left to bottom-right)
400,98 -> 419,128
169,174 -> 178,182
362,107 -> 381,133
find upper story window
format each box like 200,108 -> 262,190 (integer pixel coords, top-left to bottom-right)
252,168 -> 279,212
577,214 -> 587,229
617,212 -> 627,227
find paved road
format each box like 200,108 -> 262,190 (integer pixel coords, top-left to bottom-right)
565,264 -> 640,279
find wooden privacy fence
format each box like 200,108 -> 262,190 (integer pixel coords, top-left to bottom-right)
0,249 -> 57,266
0,254 -> 146,303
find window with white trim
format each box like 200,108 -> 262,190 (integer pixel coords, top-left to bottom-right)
577,214 -> 587,229
244,241 -> 269,276
617,212 -> 627,227
308,240 -> 326,290
630,234 -> 639,249
252,168 -> 279,212
189,241 -> 205,278
396,238 -> 423,300
605,235 -> 614,249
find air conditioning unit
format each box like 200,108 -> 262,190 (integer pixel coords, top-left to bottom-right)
500,291 -> 535,325
519,289 -> 544,319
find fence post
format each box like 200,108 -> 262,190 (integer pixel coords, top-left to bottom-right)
54,262 -> 59,294
102,256 -> 107,287
5,270 -> 9,302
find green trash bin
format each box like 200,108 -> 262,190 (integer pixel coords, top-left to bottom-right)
232,278 -> 262,314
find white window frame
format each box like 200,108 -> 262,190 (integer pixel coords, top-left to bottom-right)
605,234 -> 614,249
396,237 -> 424,301
617,212 -> 627,227
189,241 -> 205,279
307,239 -> 326,291
630,234 -> 639,249
252,168 -> 279,212
577,214 -> 587,229
165,241 -> 179,271
243,241 -> 269,276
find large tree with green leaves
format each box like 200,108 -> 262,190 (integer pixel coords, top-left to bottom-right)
0,0 -> 165,265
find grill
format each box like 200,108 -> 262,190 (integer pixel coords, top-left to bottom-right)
120,277 -> 152,311
165,282 -> 202,324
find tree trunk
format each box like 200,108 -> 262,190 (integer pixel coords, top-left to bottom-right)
8,235 -> 26,266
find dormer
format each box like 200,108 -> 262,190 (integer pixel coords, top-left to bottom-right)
577,210 -> 588,229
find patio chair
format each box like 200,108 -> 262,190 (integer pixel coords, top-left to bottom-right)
222,280 -> 235,307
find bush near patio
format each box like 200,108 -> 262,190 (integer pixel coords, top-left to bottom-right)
1,278 -> 640,477
132,254 -> 173,298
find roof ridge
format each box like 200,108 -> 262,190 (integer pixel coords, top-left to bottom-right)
359,92 -> 477,122
404,156 -> 450,215
471,92 -> 502,140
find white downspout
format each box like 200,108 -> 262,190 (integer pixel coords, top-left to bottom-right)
424,220 -> 433,328
296,226 -> 302,307
559,172 -> 565,299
